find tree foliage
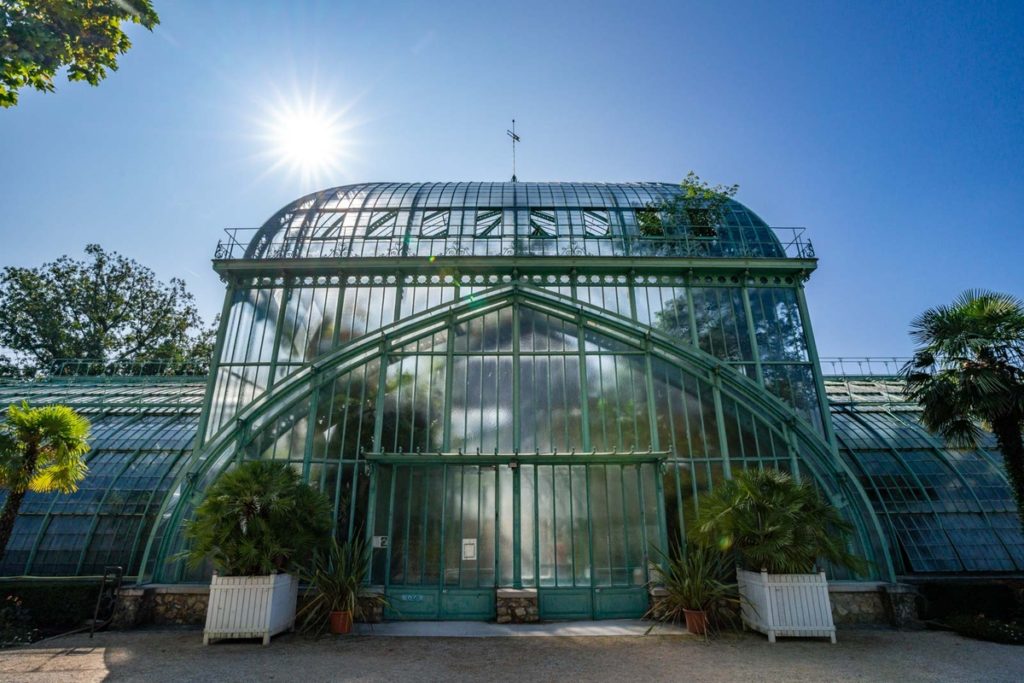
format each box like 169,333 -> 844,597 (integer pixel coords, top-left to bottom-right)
0,402 -> 91,562
184,460 -> 332,576
692,468 -> 864,574
0,244 -> 212,376
902,289 -> 1024,525
0,0 -> 158,107
639,172 -> 739,238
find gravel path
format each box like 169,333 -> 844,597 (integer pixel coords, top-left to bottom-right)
1,627 -> 1022,682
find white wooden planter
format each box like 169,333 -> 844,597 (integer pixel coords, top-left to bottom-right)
737,568 -> 836,643
203,572 -> 299,646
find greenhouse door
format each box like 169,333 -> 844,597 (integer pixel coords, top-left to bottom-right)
531,462 -> 661,620
371,463 -> 497,620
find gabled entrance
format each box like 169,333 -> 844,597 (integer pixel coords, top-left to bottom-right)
367,455 -> 665,621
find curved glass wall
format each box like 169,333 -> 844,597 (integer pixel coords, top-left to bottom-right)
226,182 -> 801,262
204,273 -> 823,442
0,380 -> 203,577
149,289 -> 884,587
827,378 -> 1024,575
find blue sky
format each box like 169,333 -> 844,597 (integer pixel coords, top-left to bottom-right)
1,0 -> 1021,358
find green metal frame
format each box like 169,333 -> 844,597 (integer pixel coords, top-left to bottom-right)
140,284 -> 894,583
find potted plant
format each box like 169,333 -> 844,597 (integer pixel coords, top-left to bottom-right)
646,544 -> 738,637
296,535 -> 385,636
184,460 -> 331,645
693,468 -> 865,643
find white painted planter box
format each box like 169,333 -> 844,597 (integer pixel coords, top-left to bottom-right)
737,568 -> 836,643
203,573 -> 299,646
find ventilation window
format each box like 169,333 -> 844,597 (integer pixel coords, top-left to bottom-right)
419,210 -> 450,237
636,209 -> 664,236
686,208 -> 717,237
583,210 -> 610,236
529,209 -> 556,237
474,208 -> 502,236
364,210 -> 399,237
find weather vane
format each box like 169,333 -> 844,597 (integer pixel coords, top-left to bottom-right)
507,119 -> 520,182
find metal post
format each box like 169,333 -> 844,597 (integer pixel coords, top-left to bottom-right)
195,280 -> 238,449
794,285 -> 839,452
741,285 -> 764,385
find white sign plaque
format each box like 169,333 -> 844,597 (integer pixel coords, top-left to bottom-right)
462,538 -> 477,561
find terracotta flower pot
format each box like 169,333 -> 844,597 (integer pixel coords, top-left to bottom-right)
683,608 -> 708,635
329,610 -> 353,635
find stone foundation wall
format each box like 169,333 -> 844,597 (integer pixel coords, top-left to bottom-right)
828,582 -> 920,627
111,585 -> 209,629
113,581 -> 916,629
496,589 -> 539,623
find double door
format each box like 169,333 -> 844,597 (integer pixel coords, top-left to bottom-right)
369,460 -> 663,620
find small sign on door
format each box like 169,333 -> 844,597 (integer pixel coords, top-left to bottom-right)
372,535 -> 388,549
462,538 -> 477,561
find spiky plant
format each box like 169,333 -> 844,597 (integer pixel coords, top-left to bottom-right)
0,403 -> 90,562
296,536 -> 386,635
646,544 -> 738,630
692,468 -> 864,574
902,289 -> 1024,526
184,460 -> 331,576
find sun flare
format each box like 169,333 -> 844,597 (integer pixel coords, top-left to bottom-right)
261,92 -> 352,185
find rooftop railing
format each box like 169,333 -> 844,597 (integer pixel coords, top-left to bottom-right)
0,358 -> 209,382
820,357 -> 911,378
213,226 -> 814,261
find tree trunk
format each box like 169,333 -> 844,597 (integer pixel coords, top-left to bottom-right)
0,488 -> 29,564
992,414 -> 1024,528
0,442 -> 38,564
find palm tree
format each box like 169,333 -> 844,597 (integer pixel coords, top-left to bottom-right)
902,289 -> 1024,525
692,468 -> 864,574
0,403 -> 91,562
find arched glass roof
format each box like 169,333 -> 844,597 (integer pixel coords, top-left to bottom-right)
0,378 -> 203,578
825,377 -> 1024,575
239,182 -> 792,260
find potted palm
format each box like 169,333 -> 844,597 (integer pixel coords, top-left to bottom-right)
646,544 -> 737,637
693,468 -> 865,643
184,460 -> 331,645
297,536 -> 385,635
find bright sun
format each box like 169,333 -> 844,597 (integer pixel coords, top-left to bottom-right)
262,93 -> 350,185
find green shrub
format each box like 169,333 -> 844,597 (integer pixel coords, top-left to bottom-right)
0,581 -> 98,632
693,468 -> 865,574
0,595 -> 37,646
944,614 -> 1024,645
184,461 -> 332,576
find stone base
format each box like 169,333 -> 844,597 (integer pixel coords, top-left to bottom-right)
828,582 -> 919,627
496,589 -> 539,623
645,582 -> 920,629
111,585 -> 209,628
113,581 -> 917,630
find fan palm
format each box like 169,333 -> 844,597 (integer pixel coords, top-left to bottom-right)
184,460 -> 332,576
902,289 -> 1024,525
0,403 -> 91,562
692,468 -> 864,574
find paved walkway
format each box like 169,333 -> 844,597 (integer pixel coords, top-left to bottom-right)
1,626 -> 1022,682
353,618 -> 686,637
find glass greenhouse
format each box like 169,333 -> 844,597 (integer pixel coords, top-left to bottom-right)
1,182 -> 1020,620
